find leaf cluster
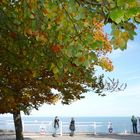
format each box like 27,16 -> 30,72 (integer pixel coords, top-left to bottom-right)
0,0 -> 139,114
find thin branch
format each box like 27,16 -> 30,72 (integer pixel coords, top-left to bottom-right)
76,0 -> 113,6
105,78 -> 127,92
57,0 -> 83,42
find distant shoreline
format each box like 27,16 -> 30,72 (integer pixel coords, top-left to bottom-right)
0,115 -> 132,117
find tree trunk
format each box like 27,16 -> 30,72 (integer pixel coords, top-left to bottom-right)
13,111 -> 24,140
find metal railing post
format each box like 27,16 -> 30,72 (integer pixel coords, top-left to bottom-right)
60,121 -> 62,136
22,120 -> 24,133
93,122 -> 96,135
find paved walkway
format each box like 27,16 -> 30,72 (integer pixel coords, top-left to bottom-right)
1,134 -> 140,140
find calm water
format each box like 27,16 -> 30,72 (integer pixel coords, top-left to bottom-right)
0,116 -> 134,133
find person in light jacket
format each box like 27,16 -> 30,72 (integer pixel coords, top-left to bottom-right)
108,122 -> 113,134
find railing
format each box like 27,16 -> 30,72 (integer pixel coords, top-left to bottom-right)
0,120 -> 137,136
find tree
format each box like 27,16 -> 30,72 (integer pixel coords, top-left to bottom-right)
0,0 -> 140,139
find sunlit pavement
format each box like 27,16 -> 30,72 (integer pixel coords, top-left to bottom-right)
1,133 -> 140,140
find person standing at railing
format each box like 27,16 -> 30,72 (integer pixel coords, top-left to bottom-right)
69,117 -> 75,136
52,116 -> 59,137
131,115 -> 137,134
138,117 -> 140,133
108,122 -> 113,134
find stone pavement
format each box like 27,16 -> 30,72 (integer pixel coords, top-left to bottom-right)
1,134 -> 140,140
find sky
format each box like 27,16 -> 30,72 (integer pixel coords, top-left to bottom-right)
1,26 -> 140,118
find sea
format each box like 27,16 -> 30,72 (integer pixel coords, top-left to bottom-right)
0,116 -> 137,134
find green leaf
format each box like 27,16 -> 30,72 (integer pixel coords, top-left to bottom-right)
73,59 -> 80,66
117,0 -> 127,6
134,15 -> 140,23
128,30 -> 137,40
31,20 -> 36,31
125,8 -> 140,19
75,52 -> 83,57
110,9 -> 125,23
111,37 -> 127,50
53,66 -> 59,74
41,24 -> 46,31
92,41 -> 103,50
75,7 -> 85,20
57,61 -> 63,69
89,52 -> 98,61
14,18 -> 21,25
50,63 -> 55,70
83,60 -> 90,67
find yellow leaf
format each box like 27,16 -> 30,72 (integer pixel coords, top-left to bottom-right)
83,20 -> 89,27
47,24 -> 51,29
32,71 -> 37,77
30,13 -> 35,19
43,9 -> 48,16
36,35 -> 40,41
100,57 -> 114,71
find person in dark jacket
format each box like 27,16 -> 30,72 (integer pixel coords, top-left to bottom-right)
131,115 -> 137,134
69,118 -> 75,136
53,116 -> 59,137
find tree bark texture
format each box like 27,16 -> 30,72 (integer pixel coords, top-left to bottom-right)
13,111 -> 24,140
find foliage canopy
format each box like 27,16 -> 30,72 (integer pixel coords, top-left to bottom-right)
0,0 -> 140,114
